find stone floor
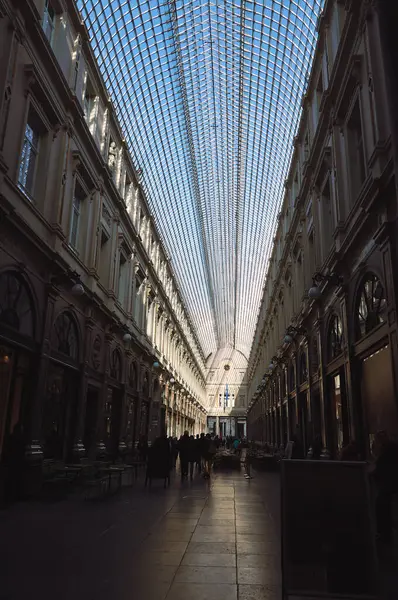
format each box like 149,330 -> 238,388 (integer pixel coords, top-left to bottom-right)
0,469 -> 281,600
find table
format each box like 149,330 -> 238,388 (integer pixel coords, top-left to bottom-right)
98,466 -> 124,494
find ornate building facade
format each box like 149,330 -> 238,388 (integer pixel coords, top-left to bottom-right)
0,0 -> 207,471
247,0 -> 398,459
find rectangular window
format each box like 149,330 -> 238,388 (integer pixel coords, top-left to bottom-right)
346,99 -> 366,202
42,0 -> 56,44
320,177 -> 334,261
18,110 -> 40,197
98,228 -> 110,284
118,252 -> 127,307
70,181 -> 85,250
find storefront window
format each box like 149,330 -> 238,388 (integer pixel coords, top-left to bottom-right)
53,312 -> 78,359
110,348 -> 122,380
356,274 -> 386,339
299,351 -> 308,384
333,374 -> 344,451
0,271 -> 34,337
311,337 -> 319,375
328,314 -> 343,360
142,372 -> 149,396
288,363 -> 295,391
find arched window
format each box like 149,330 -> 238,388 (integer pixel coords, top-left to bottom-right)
110,348 -> 122,380
356,274 -> 386,339
129,361 -> 137,389
288,362 -> 295,391
299,350 -> 308,384
281,368 -> 287,397
142,371 -> 149,396
0,271 -> 34,337
311,336 -> 319,375
328,314 -> 343,360
53,312 -> 78,360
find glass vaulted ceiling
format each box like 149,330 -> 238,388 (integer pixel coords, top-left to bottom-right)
79,0 -> 324,360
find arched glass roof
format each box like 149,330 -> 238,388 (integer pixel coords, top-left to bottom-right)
79,0 -> 324,359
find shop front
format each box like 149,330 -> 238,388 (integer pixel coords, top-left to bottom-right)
43,311 -> 80,461
0,271 -> 37,462
353,273 -> 398,455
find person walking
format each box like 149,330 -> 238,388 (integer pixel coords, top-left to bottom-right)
188,435 -> 197,480
195,434 -> 202,473
203,434 -> 217,479
178,431 -> 191,481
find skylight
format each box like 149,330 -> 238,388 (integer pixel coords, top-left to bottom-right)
78,0 -> 324,359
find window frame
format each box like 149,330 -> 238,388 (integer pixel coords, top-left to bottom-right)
18,99 -> 50,201
69,176 -> 88,253
344,93 -> 367,204
42,0 -> 56,45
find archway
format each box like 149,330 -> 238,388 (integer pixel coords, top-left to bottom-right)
0,271 -> 36,460
43,311 -> 80,460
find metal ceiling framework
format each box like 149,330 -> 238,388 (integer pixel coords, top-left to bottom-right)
78,0 -> 324,360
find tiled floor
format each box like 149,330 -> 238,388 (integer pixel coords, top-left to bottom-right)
0,469 -> 281,600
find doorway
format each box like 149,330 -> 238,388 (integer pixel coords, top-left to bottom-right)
104,387 -> 122,459
0,348 -> 32,461
43,364 -> 78,460
328,369 -> 349,458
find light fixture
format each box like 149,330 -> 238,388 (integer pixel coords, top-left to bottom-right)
268,361 -> 275,370
0,348 -> 11,365
308,272 -> 343,300
123,332 -> 132,344
153,361 -> 160,368
308,284 -> 322,300
71,280 -> 84,296
170,377 -> 175,384
283,325 -> 307,344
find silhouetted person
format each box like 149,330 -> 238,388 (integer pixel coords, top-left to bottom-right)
194,435 -> 202,473
178,431 -> 191,480
188,435 -> 197,479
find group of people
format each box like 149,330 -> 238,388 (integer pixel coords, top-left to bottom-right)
144,432 -> 252,484
170,432 -> 217,480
